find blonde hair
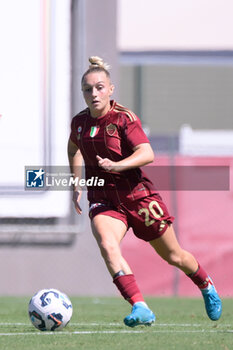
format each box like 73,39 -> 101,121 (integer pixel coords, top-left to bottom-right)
82,56 -> 111,84
88,56 -> 111,71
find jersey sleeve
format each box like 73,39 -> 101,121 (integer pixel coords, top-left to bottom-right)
123,114 -> 150,149
69,117 -> 78,146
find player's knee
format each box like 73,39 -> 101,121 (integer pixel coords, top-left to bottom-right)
165,251 -> 183,267
165,250 -> 189,268
99,240 -> 119,262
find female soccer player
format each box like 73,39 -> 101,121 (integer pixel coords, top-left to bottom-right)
68,56 -> 222,327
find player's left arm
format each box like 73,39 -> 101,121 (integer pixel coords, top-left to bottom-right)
96,142 -> 154,172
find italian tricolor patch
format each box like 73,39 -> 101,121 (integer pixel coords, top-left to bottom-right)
90,126 -> 99,138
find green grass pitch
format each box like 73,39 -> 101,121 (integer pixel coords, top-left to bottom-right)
0,297 -> 232,350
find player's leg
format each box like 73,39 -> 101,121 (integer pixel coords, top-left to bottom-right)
150,224 -> 222,321
91,214 -> 130,276
150,224 -> 198,274
91,214 -> 155,327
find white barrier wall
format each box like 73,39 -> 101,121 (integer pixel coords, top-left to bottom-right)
0,0 -> 71,217
179,125 -> 233,156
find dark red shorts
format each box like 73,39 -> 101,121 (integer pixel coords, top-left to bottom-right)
89,193 -> 174,242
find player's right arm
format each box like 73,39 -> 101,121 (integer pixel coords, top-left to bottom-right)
67,138 -> 83,214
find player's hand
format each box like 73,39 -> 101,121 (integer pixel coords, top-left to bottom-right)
96,155 -> 118,172
72,190 -> 82,214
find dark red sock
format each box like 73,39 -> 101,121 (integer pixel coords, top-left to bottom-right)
187,264 -> 210,289
113,274 -> 144,305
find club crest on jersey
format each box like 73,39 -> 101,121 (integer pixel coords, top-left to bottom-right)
106,123 -> 117,136
90,126 -> 99,138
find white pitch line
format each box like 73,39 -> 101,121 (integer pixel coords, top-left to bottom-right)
0,323 -> 29,326
0,329 -> 233,336
70,322 -> 232,328
69,323 -> 132,326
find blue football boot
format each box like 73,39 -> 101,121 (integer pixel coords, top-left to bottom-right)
201,277 -> 222,321
124,302 -> 156,327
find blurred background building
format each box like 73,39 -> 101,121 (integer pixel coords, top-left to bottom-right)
0,0 -> 232,297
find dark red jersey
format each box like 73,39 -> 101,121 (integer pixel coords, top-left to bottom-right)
70,100 -> 157,205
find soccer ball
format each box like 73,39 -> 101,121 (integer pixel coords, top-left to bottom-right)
28,288 -> 73,331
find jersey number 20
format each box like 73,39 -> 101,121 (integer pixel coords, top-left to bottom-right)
138,200 -> 164,227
